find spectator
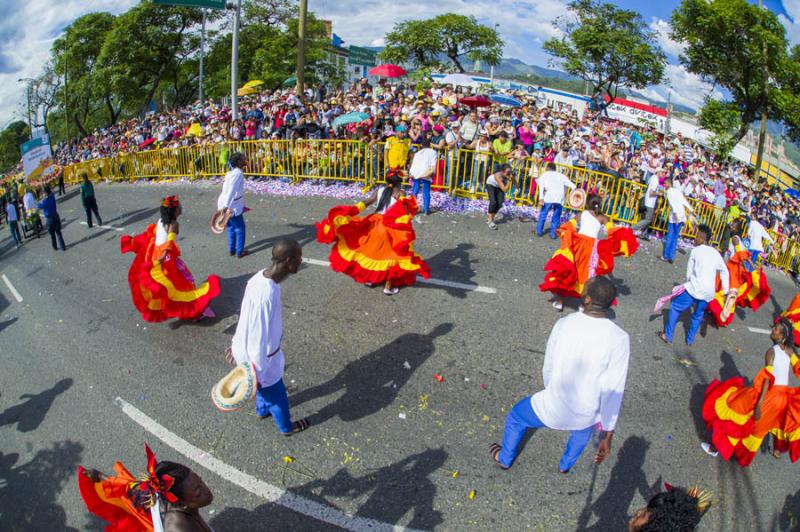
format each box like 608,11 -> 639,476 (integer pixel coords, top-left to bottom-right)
536,162 -> 576,239
80,173 -> 103,228
38,185 -> 66,251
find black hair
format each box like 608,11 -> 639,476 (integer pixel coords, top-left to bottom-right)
160,204 -> 180,226
43,185 -> 52,195
376,171 -> 402,213
81,173 -> 89,182
775,317 -> 795,349
696,224 -> 712,242
587,276 -> 616,309
272,238 -> 301,264
546,162 -> 556,171
586,194 -> 602,214
638,487 -> 702,531
229,152 -> 246,169
129,461 -> 192,510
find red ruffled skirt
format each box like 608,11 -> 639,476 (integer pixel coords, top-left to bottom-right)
121,224 -> 220,322
781,293 -> 800,345
316,196 -> 431,287
77,464 -> 153,531
708,257 -> 771,327
702,368 -> 800,466
539,220 -> 638,299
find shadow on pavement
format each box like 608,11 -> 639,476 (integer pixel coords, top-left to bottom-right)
418,243 -> 476,299
576,435 -> 655,530
0,378 -> 73,433
294,447 -> 447,530
208,499 -> 344,532
0,440 -> 83,531
290,323 -> 453,426
771,488 -> 800,531
249,223 -> 317,256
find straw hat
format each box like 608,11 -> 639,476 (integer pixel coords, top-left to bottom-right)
211,362 -> 257,412
567,188 -> 587,210
211,208 -> 233,234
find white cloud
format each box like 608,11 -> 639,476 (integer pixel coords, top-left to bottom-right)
0,0 -> 138,128
648,17 -> 685,58
370,37 -> 386,47
642,63 -> 723,111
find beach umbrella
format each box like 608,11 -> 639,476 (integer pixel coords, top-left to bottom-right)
237,86 -> 258,97
368,64 -> 407,78
332,112 -> 370,128
283,75 -> 297,87
489,93 -> 522,107
459,95 -> 492,108
242,80 -> 264,89
439,73 -> 478,87
138,138 -> 156,149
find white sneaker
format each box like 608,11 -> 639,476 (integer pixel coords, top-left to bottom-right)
701,442 -> 718,457
383,287 -> 399,296
552,300 -> 563,311
488,221 -> 497,229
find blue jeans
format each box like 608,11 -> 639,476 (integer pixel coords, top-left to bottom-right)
9,221 -> 21,245
537,202 -> 563,238
226,214 -> 246,256
662,222 -> 683,261
747,250 -> 761,271
255,378 -> 293,433
665,290 -> 708,345
412,178 -> 431,214
498,397 -> 594,471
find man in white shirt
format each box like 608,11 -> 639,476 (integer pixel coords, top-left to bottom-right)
536,162 -> 576,239
489,277 -> 629,472
659,225 -> 733,346
746,216 -> 773,269
661,176 -> 696,264
633,169 -> 663,239
229,239 -> 309,435
6,201 -> 21,248
217,152 -> 248,258
409,143 -> 438,215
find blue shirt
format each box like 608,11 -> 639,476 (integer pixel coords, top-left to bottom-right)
39,194 -> 58,219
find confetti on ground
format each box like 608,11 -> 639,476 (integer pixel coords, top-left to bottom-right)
469,490 -> 477,500
452,470 -> 459,478
403,361 -> 411,369
676,357 -> 697,367
398,413 -> 407,420
434,373 -> 444,382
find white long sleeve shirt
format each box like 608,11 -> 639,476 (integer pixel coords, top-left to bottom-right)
747,220 -> 773,252
231,272 -> 284,387
684,244 -> 729,302
217,167 -> 245,216
666,186 -> 692,224
531,311 -> 630,432
538,170 -> 576,204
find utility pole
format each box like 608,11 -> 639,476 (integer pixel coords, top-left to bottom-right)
63,36 -> 69,144
490,23 -> 499,85
754,0 -> 768,182
231,0 -> 242,120
665,88 -> 672,136
199,8 -> 207,103
295,0 -> 308,98
18,78 -> 33,139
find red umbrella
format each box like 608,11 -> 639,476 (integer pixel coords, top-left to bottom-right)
459,95 -> 492,108
138,138 -> 156,149
368,64 -> 407,78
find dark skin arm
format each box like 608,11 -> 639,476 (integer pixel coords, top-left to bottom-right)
754,347 -> 775,420
595,432 -> 614,463
81,468 -> 108,483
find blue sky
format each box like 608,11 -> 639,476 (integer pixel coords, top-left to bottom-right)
1,0 -> 798,127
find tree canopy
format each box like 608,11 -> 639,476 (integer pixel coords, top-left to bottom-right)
0,121 -> 30,174
543,0 -> 666,103
381,14 -> 503,73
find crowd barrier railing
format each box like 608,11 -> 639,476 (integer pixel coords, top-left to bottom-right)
58,139 -> 800,272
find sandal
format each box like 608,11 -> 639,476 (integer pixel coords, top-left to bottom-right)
488,443 -> 509,470
283,418 -> 310,437
656,331 -> 671,345
383,287 -> 399,296
552,300 -> 563,312
700,442 -> 718,457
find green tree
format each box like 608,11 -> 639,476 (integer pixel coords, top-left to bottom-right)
671,0 -> 800,144
544,0 -> 666,103
0,121 -> 30,173
381,14 -> 503,73
698,98 -> 742,159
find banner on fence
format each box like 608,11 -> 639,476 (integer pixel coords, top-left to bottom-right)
604,96 -> 668,132
20,135 -> 54,181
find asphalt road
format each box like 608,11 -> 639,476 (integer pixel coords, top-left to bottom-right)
0,180 -> 798,532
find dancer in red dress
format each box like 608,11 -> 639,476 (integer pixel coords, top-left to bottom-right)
316,171 -> 430,295
121,196 -> 220,322
539,194 -> 638,310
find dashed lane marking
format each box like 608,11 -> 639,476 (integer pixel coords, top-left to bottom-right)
1,274 -> 23,303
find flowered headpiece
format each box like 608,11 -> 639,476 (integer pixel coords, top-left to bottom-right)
161,196 -> 180,209
664,482 -> 712,514
127,444 -> 179,509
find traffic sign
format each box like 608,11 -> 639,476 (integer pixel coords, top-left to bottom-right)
154,0 -> 226,9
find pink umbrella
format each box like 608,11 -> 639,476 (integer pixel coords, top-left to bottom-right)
368,64 -> 407,78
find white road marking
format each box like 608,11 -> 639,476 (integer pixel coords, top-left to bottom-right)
1,274 -> 23,303
748,327 -> 772,335
79,221 -> 123,232
302,257 -> 497,294
115,397 -> 420,532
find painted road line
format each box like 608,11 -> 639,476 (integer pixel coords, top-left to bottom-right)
115,397 -> 419,532
302,257 -> 497,294
79,222 -> 123,232
748,327 -> 772,335
1,274 -> 23,303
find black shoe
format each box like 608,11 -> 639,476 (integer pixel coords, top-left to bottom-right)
229,250 -> 235,256
237,250 -> 249,258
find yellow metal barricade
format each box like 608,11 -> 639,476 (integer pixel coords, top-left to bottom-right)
293,139 -> 369,186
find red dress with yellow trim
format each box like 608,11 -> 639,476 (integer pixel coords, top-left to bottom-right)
121,222 -> 220,322
316,194 -> 431,287
539,213 -> 638,299
702,346 -> 800,466
78,463 -> 154,532
708,238 -> 771,327
780,293 -> 800,345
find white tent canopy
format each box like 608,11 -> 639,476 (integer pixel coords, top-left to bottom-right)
438,73 -> 481,88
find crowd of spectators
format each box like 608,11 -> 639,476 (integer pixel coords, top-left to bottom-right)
43,78 -> 800,245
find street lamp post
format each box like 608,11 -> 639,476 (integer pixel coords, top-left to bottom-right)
490,23 -> 499,85
296,0 -> 308,97
230,0 -> 242,120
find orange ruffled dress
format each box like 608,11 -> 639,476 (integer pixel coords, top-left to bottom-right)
316,196 -> 431,287
77,464 -> 154,531
702,349 -> 800,466
708,238 -> 771,327
121,223 -> 220,322
781,293 -> 800,346
539,217 -> 638,299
